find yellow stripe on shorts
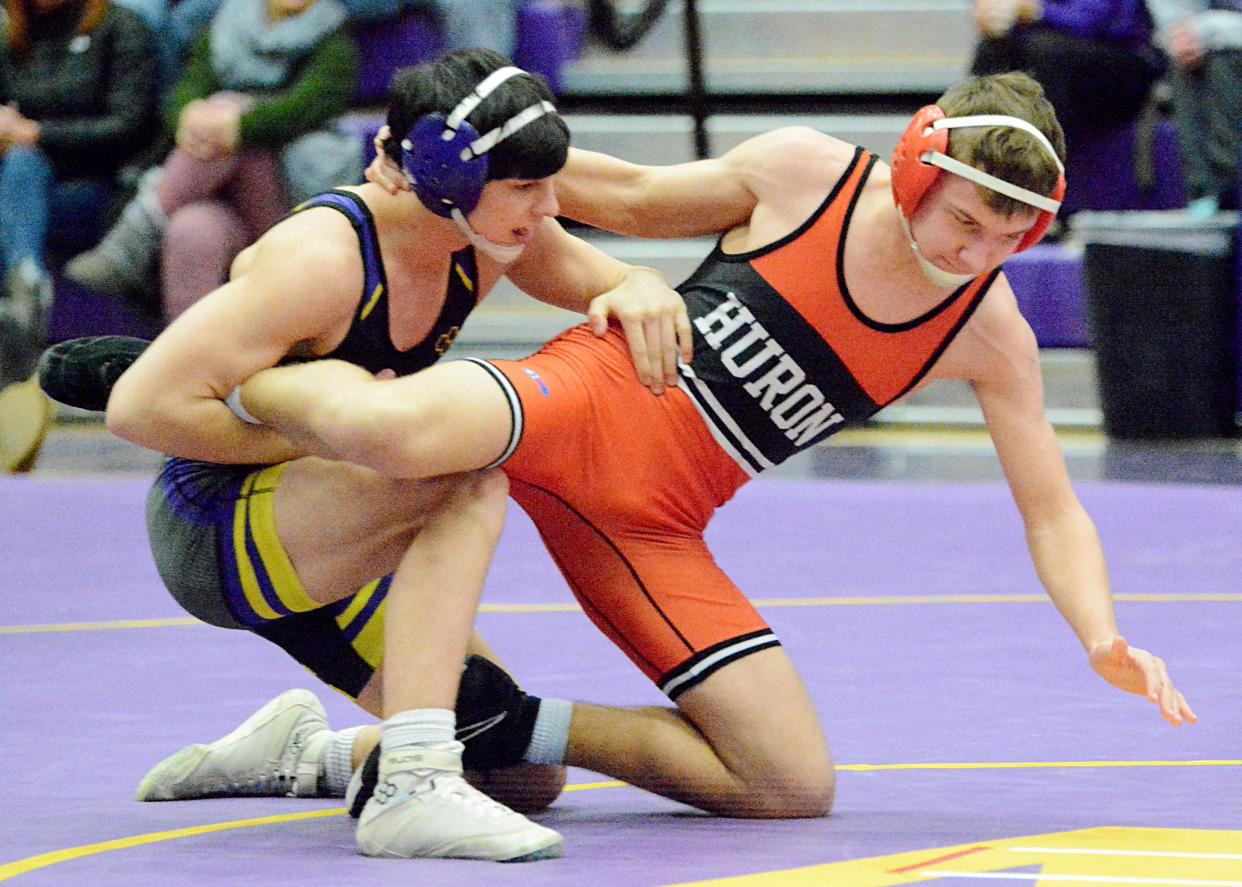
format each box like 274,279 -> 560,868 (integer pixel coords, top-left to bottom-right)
231,472 -> 282,622
231,462 -> 320,616
335,579 -> 387,669
242,463 -> 320,615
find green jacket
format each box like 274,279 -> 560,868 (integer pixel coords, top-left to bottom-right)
165,28 -> 359,150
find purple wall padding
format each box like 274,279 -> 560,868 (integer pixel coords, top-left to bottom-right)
1061,120 -> 1185,216
353,11 -> 442,106
514,0 -> 588,94
352,1 -> 587,106
1004,244 -> 1091,349
47,273 -> 161,344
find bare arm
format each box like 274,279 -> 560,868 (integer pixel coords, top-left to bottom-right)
106,212 -> 364,464
973,327 -> 1117,647
965,282 -> 1194,725
554,127 -> 846,239
366,125 -> 849,242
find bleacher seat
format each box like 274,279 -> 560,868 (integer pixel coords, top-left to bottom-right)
559,0 -> 972,97
48,273 -> 160,343
1061,119 -> 1186,216
354,0 -> 586,106
353,11 -> 440,106
513,0 -> 587,94
1004,243 -> 1091,349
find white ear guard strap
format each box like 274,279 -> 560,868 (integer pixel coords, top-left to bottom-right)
921,152 -> 1061,213
922,113 -> 1063,213
930,114 -> 1064,173
449,207 -> 525,263
443,66 -> 526,134
465,101 -> 556,160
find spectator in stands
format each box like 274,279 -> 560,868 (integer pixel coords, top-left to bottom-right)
970,0 -> 1164,159
64,0 -> 359,322
110,0 -> 177,93
1146,0 -> 1242,217
0,0 -> 157,372
171,0 -> 521,70
168,0 -> 406,70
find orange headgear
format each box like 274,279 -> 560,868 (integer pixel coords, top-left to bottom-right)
890,105 -> 1066,252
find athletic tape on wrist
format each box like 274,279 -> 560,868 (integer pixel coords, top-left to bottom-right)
225,386 -> 262,425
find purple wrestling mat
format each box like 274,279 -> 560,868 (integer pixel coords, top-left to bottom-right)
3,475 -> 1240,885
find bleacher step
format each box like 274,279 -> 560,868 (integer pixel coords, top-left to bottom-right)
567,112 -> 912,166
563,0 -> 973,96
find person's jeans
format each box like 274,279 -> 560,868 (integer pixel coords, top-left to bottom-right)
0,146 -> 55,276
0,146 -> 113,277
168,0 -> 223,64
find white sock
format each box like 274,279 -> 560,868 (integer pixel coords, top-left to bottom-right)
381,708 -> 455,752
524,698 -> 573,765
318,726 -> 363,797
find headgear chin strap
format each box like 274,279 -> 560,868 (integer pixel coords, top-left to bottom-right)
896,212 -> 977,289
400,65 -> 556,262
891,106 -> 1067,256
448,207 -> 525,263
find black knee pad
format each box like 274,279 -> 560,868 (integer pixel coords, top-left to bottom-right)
347,654 -> 542,817
455,654 -> 542,771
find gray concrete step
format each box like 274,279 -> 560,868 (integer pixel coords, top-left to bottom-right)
566,111 -> 911,166
563,0 -> 974,95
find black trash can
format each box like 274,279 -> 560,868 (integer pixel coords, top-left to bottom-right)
1074,211 -> 1239,439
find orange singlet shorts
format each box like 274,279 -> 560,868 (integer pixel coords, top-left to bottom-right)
464,323 -> 781,699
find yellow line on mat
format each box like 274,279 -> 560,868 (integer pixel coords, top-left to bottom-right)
835,760 -> 1242,772
3,764 -> 1237,880
4,760 -> 1237,879
0,780 -> 614,880
0,617 -> 202,634
5,593 -> 1240,635
0,809 -> 346,881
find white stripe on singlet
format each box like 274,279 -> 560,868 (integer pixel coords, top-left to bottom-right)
660,632 -> 780,698
461,358 -> 523,468
676,365 -> 772,477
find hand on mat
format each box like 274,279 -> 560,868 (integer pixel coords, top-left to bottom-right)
587,270 -> 693,395
366,126 -> 411,195
1089,635 -> 1196,726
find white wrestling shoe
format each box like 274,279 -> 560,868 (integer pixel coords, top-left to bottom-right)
355,742 -> 563,862
136,688 -> 330,801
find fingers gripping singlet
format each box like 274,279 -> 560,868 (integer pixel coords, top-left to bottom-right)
474,147 -> 998,697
